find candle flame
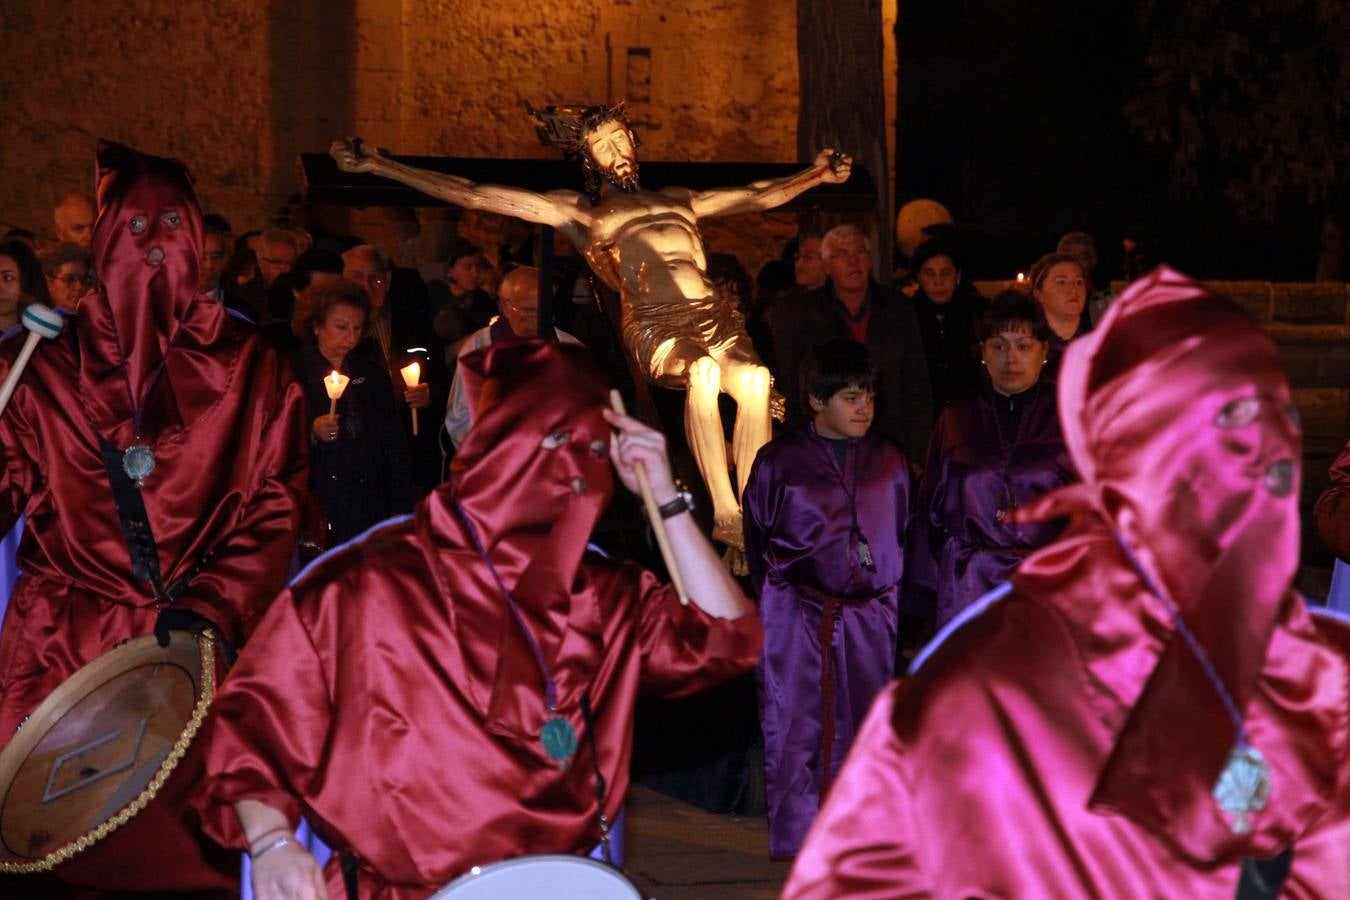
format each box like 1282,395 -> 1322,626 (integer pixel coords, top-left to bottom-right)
1015,272 -> 1026,283
324,370 -> 350,400
400,361 -> 421,389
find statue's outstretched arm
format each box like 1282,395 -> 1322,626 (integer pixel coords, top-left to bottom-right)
689,149 -> 852,219
331,138 -> 581,228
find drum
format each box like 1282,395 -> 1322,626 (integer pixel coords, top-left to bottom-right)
0,630 -> 236,891
430,854 -> 641,899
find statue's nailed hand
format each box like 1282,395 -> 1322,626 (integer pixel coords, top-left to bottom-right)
330,137 -> 383,173
816,148 -> 853,184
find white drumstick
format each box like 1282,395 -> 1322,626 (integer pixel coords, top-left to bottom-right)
0,305 -> 64,420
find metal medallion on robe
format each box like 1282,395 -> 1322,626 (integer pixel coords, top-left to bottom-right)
122,444 -> 156,487
1213,742 -> 1271,835
541,716 -> 578,770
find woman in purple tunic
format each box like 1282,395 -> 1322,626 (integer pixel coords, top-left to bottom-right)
744,339 -> 911,859
906,291 -> 1076,628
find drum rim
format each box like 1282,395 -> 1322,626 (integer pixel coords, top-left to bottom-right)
0,629 -> 217,874
430,853 -> 641,898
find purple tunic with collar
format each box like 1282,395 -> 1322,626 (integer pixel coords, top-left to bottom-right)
743,425 -> 910,858
906,379 -> 1076,627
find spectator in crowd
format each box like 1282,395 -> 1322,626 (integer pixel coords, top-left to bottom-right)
909,238 -> 986,413
261,248 -> 342,353
1314,439 -> 1350,610
344,243 -> 447,492
235,229 -> 262,255
39,242 -> 92,312
785,268 -> 1349,899
430,237 -> 498,365
199,224 -> 231,302
1028,251 -> 1090,380
770,223 -> 932,463
1058,231 -> 1115,324
744,338 -> 910,860
445,266 -> 579,449
475,252 -> 501,295
203,212 -> 233,235
238,228 -> 301,321
794,232 -> 827,291
0,239 -> 51,329
905,291 -> 1075,629
294,279 -> 412,546
53,191 -> 96,249
223,248 -> 258,292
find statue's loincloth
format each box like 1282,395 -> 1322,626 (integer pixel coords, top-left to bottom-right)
622,295 -> 759,386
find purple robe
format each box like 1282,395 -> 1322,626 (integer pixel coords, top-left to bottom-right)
906,380 -> 1076,627
743,425 -> 909,858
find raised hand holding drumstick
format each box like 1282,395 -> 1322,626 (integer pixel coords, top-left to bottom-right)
0,305 -> 64,420
603,398 -> 751,621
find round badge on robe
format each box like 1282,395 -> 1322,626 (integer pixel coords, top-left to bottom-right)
1213,742 -> 1271,835
123,444 -> 156,487
541,716 -> 578,770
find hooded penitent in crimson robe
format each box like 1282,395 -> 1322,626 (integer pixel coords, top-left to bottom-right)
0,142 -> 308,893
743,424 -> 908,858
197,339 -> 762,899
905,378 -> 1075,627
785,268 -> 1350,898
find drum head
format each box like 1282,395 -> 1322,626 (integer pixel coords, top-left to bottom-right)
430,854 -> 641,899
0,631 -> 213,871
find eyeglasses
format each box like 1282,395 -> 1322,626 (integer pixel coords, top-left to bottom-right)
203,251 -> 229,262
351,271 -> 389,288
53,274 -> 92,287
260,257 -> 294,268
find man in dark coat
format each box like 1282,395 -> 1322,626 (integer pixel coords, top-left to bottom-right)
769,223 -> 932,464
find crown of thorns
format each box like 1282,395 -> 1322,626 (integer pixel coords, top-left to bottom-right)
525,102 -> 638,153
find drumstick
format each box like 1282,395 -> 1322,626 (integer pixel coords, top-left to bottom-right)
609,390 -> 689,606
0,305 -> 64,420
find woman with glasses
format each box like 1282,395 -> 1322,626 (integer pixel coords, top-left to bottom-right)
39,242 -> 92,312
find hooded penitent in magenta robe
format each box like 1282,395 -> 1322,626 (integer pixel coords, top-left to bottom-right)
906,378 -> 1075,627
743,425 -> 909,858
785,268 -> 1350,898
197,340 -> 762,899
0,143 -> 307,893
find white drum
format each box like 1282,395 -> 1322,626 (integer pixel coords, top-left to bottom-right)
430,854 -> 642,899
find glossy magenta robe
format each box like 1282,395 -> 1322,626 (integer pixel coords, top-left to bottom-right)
743,426 -> 909,858
0,298 -> 308,740
198,496 -> 763,898
907,380 -> 1075,626
784,551 -> 1350,899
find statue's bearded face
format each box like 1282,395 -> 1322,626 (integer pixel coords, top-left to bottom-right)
584,120 -> 639,192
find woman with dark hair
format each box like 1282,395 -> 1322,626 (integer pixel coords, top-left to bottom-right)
1027,251 -> 1090,379
910,239 -> 986,413
294,279 -> 412,548
905,291 -> 1076,627
0,239 -> 51,329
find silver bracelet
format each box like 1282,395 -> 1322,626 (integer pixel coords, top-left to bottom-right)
250,836 -> 292,862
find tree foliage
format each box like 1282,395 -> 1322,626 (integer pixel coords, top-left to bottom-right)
1123,0 -> 1349,220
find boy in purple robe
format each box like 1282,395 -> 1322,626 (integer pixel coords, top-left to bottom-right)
743,339 -> 910,859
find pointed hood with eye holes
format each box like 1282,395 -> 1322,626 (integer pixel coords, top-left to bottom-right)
80,140 -> 224,437
420,339 -> 615,738
1012,266 -> 1345,863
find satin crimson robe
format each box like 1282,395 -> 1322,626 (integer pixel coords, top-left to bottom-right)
906,380 -> 1074,626
784,535 -> 1350,899
0,308 -> 308,738
743,426 -> 909,857
198,500 -> 762,898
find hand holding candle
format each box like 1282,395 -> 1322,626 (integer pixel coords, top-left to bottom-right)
400,361 -> 421,436
324,370 -> 350,416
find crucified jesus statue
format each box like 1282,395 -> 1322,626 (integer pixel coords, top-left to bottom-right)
332,104 -> 851,545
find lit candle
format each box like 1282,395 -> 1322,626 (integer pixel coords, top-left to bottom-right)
324,370 -> 350,416
1015,272 -> 1026,284
400,362 -> 421,436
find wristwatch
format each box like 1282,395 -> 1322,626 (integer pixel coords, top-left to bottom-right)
657,482 -> 695,520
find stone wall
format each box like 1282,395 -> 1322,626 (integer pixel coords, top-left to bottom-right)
1,0 -> 898,280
